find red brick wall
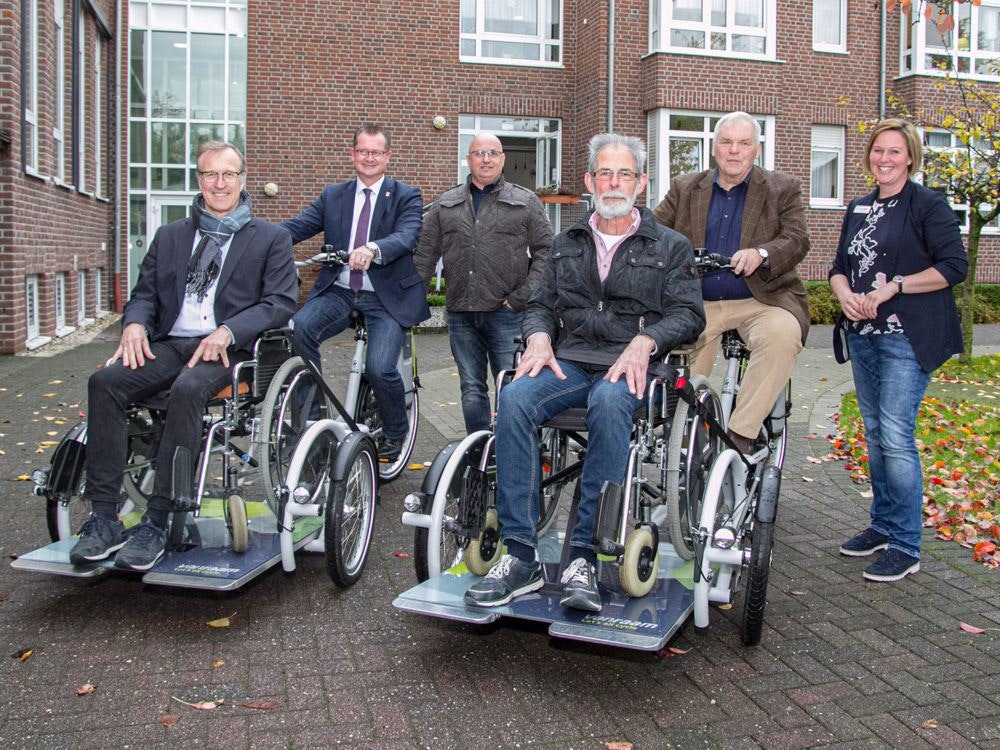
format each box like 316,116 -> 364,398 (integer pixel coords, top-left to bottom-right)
0,0 -> 118,354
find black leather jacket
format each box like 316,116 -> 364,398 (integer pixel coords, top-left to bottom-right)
523,208 -> 705,363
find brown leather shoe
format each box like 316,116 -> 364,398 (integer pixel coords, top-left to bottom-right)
726,429 -> 753,454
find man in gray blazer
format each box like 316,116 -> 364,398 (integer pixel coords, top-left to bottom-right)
653,111 -> 810,453
70,141 -> 298,571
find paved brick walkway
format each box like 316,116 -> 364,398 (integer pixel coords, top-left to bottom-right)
1,320 -> 997,749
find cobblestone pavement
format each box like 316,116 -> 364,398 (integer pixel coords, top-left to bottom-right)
1,320 -> 998,750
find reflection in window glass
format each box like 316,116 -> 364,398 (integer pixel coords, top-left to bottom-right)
485,0 -> 537,34
670,139 -> 703,176
229,35 -> 246,121
129,121 -> 146,163
150,31 -> 186,117
150,121 -> 186,164
190,34 -> 225,120
130,30 -> 146,117
190,123 -> 224,161
150,167 -> 185,190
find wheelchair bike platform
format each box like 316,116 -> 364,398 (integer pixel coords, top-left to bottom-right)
393,536 -> 695,652
12,502 -> 325,591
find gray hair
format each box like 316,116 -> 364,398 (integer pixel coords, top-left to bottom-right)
587,133 -> 647,174
713,112 -> 761,142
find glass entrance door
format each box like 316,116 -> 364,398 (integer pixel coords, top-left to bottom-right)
130,196 -> 191,291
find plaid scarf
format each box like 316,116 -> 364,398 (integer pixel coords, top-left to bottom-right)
186,190 -> 253,301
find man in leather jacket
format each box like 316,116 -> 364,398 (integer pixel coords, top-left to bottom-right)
464,133 -> 705,613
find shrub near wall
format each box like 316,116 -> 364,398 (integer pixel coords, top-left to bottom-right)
804,282 -> 1000,325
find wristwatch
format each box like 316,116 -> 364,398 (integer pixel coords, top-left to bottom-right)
756,247 -> 769,265
893,274 -> 904,293
364,241 -> 381,259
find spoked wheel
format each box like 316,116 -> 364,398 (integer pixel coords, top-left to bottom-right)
538,427 -> 576,537
414,437 -> 488,582
226,494 -> 248,553
257,356 -> 332,514
324,434 -> 378,587
463,507 -> 502,575
355,377 -> 418,483
665,378 -> 722,559
620,525 -> 660,597
740,519 -> 774,646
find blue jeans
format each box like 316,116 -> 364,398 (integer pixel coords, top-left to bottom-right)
848,332 -> 930,559
495,360 -> 644,553
447,308 -> 524,433
292,285 -> 408,439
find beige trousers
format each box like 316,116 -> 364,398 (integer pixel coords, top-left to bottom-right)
691,297 -> 802,440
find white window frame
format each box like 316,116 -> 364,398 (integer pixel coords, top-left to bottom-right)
645,109 -> 774,209
812,0 -> 846,53
94,34 -> 103,197
76,9 -> 87,191
25,275 -> 41,341
922,129 -> 1000,235
54,272 -> 75,336
54,0 -> 67,182
460,0 -> 563,67
809,125 -> 844,208
648,0 -> 776,60
77,271 -> 89,324
94,267 -> 106,313
23,0 -> 40,174
900,1 -> 1000,80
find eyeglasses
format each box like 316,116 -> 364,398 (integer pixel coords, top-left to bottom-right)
469,149 -> 504,159
354,149 -> 387,159
198,170 -> 244,182
592,168 -> 640,182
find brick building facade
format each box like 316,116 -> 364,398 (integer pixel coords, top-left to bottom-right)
1,0 -> 119,354
2,0 -> 998,354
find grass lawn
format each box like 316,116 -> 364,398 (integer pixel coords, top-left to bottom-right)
832,353 -> 1000,568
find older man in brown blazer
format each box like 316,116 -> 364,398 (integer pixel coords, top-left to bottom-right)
653,111 -> 809,453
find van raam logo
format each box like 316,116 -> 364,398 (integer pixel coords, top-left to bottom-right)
173,563 -> 241,576
580,614 -> 657,632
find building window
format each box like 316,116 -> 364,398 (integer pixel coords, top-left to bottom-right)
901,1 -> 1000,78
810,125 -> 844,207
94,268 -> 105,313
54,0 -> 67,182
94,34 -> 103,197
23,0 -> 40,173
55,273 -> 71,335
645,110 -> 772,207
26,276 -> 41,341
76,8 -> 87,190
923,129 -> 1000,234
649,0 -> 775,59
77,271 -> 87,324
813,0 -> 846,52
460,0 -> 562,66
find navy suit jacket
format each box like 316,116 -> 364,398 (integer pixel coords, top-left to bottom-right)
830,180 -> 968,371
281,177 -> 430,328
123,217 -> 298,351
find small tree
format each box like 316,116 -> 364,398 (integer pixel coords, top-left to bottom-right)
885,1 -> 1000,362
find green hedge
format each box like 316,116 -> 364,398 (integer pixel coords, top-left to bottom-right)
805,282 -> 1000,324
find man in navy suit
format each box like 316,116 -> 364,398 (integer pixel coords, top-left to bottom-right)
70,141 -> 298,571
282,124 -> 429,461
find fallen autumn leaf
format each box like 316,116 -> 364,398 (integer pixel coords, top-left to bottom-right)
76,683 -> 96,696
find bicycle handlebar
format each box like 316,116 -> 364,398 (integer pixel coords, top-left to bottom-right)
294,245 -> 350,268
693,248 -> 733,273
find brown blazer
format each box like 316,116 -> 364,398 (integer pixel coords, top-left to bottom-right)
652,166 -> 810,343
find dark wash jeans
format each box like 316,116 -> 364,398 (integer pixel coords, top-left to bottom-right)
85,336 -> 243,513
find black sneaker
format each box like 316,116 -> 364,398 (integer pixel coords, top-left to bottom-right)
464,554 -> 543,607
113,519 -> 167,571
839,528 -> 890,557
559,557 -> 602,612
863,549 -> 920,582
377,434 -> 404,463
69,514 -> 126,564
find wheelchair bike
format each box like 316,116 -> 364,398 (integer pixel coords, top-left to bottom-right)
395,276 -> 790,648
14,328 -> 379,590
285,246 -> 420,483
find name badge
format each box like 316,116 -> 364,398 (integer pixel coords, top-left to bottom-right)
853,204 -> 871,214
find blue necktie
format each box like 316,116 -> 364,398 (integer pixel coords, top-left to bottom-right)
350,188 -> 372,293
